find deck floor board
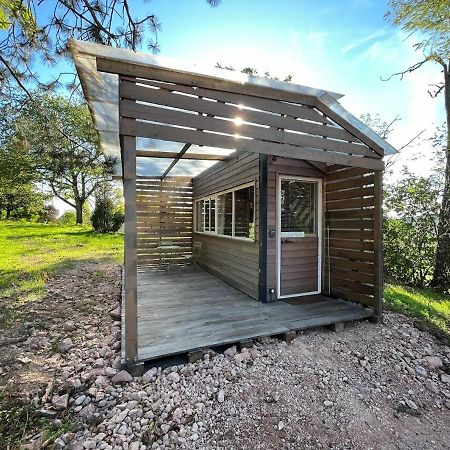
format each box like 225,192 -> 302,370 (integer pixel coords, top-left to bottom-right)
124,267 -> 374,363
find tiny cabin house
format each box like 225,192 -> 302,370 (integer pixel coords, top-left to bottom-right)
70,41 -> 396,369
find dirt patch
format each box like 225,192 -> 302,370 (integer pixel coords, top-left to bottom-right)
0,261 -> 121,447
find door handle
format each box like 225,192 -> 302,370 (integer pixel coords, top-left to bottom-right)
281,239 -> 295,244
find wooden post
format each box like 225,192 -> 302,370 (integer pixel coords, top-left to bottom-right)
373,170 -> 383,320
122,134 -> 138,363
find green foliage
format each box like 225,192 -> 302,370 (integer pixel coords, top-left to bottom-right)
0,1 -> 220,97
4,93 -> 112,224
0,221 -> 123,303
215,63 -> 293,82
58,210 -> 77,226
37,204 -> 59,223
0,0 -> 37,34
384,284 -> 450,342
91,196 -> 124,233
384,171 -> 441,287
386,0 -> 450,59
0,183 -> 49,220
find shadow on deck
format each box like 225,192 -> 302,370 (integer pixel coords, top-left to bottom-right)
122,267 -> 374,363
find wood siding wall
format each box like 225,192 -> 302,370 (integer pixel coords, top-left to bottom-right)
266,157 -> 325,301
136,177 -> 193,267
324,166 -> 380,308
192,152 -> 260,299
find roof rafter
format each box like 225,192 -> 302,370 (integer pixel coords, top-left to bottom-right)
160,143 -> 192,180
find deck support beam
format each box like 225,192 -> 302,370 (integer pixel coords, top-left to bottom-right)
122,134 -> 138,364
258,154 -> 268,302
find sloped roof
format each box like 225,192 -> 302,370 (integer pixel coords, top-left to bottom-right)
69,40 -> 396,177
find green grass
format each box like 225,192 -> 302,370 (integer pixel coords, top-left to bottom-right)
0,393 -> 72,450
384,283 -> 450,341
0,221 -> 123,308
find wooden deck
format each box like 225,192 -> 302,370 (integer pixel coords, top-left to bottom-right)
123,267 -> 374,363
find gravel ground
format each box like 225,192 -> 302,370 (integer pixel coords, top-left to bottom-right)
2,263 -> 449,449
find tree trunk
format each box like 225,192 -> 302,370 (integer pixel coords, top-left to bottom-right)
75,198 -> 83,225
432,64 -> 450,291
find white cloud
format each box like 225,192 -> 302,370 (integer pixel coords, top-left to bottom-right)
342,29 -> 388,54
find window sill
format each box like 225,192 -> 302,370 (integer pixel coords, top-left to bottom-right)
194,231 -> 256,243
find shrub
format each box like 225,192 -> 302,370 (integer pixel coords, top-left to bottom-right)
91,196 -> 124,233
383,171 -> 440,288
58,210 -> 77,226
384,218 -> 436,287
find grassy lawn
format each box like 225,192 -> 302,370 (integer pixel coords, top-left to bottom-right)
0,221 -> 123,307
384,283 -> 450,342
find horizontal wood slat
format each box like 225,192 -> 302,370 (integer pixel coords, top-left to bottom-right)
136,176 -> 193,267
325,166 -> 378,307
326,174 -> 375,192
118,76 -> 384,170
136,150 -> 227,160
123,77 -> 334,125
120,98 -> 374,157
121,119 -> 385,171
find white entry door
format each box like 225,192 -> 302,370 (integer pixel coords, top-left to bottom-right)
277,176 -> 322,299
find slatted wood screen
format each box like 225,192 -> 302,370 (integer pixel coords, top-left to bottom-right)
324,167 -> 379,307
117,73 -> 383,171
136,176 -> 193,268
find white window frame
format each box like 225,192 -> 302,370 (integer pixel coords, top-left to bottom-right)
194,181 -> 256,242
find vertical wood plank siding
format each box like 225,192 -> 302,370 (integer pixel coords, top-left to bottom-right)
192,152 -> 260,299
136,177 -> 193,267
324,166 -> 380,307
266,157 -> 325,300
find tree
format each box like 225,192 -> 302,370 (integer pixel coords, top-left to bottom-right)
215,63 -> 292,82
385,0 -> 450,291
0,0 -> 221,96
0,183 -> 49,219
360,113 -> 425,171
0,102 -> 48,219
11,94 -> 111,224
91,197 -> 124,233
384,170 -> 441,287
91,183 -> 124,233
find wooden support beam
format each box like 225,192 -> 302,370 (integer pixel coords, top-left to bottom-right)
136,150 -> 227,160
329,322 -> 345,332
160,143 -> 191,180
122,134 -> 138,364
373,170 -> 383,320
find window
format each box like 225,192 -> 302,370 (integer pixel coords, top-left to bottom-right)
234,185 -> 254,239
195,182 -> 255,241
196,199 -> 204,232
217,192 -> 233,236
280,180 -> 317,235
195,198 -> 215,233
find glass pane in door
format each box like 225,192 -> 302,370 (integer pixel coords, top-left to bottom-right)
280,180 -> 317,235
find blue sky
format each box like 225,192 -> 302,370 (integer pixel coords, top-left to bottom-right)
35,0 -> 444,176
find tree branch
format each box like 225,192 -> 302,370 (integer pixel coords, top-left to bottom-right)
50,183 -> 75,208
381,57 -> 430,81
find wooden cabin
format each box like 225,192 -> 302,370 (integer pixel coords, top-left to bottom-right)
69,41 -> 396,370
